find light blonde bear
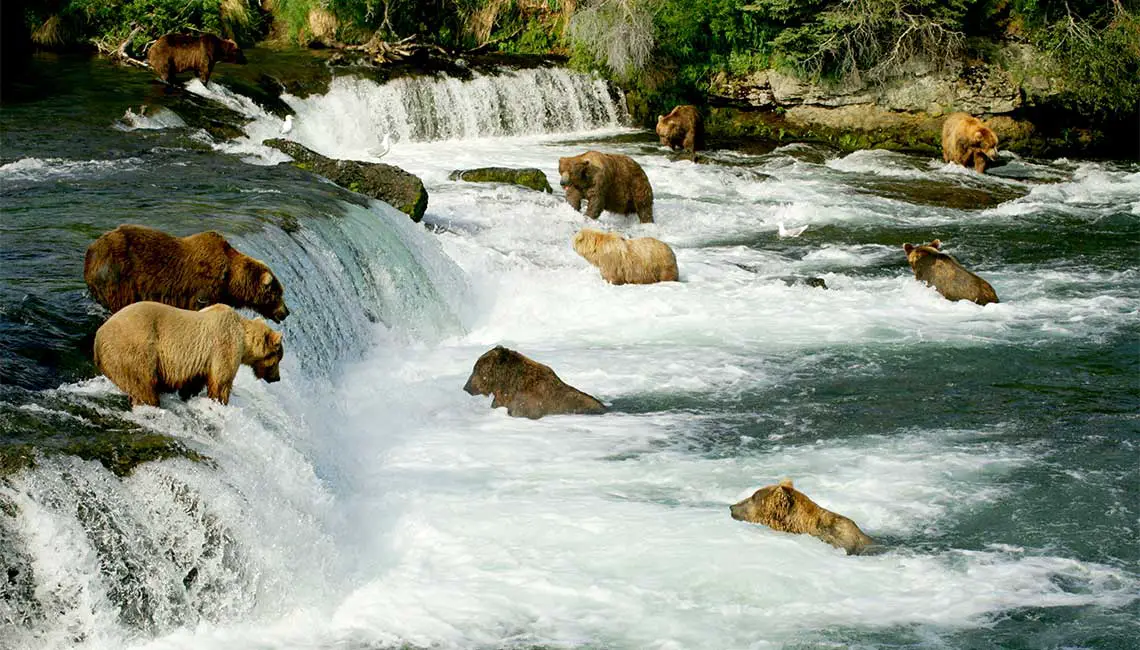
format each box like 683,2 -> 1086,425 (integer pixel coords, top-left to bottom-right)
571,228 -> 679,285
730,478 -> 874,555
93,301 -> 283,407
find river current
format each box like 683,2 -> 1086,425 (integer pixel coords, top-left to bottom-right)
0,54 -> 1137,649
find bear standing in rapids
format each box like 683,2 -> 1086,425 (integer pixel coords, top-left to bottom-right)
572,228 -> 678,285
558,151 -> 655,224
147,33 -> 247,86
656,105 -> 704,153
730,479 -> 874,555
94,302 -> 284,407
84,224 -> 290,322
903,239 -> 999,306
941,112 -> 999,173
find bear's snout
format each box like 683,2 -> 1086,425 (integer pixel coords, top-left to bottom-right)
729,501 -> 746,521
272,304 -> 290,322
559,173 -> 572,187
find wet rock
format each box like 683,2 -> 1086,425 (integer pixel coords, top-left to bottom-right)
263,138 -> 428,222
448,167 -> 552,193
463,346 -> 607,419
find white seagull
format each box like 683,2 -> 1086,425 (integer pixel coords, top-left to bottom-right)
778,222 -> 809,238
281,114 -> 294,135
368,132 -> 392,159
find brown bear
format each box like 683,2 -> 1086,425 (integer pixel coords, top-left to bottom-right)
93,301 -> 284,407
941,112 -> 999,173
730,479 -> 874,556
572,228 -> 679,285
656,105 -> 704,153
84,224 -> 290,322
463,346 -> 607,419
558,151 -> 654,224
903,239 -> 999,306
147,33 -> 247,86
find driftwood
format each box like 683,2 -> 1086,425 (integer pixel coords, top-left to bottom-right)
98,25 -> 149,68
344,33 -> 449,65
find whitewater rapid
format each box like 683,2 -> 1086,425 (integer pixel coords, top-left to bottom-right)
3,65 -> 1137,650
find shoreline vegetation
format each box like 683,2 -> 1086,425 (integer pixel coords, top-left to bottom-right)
3,1 -> 1138,158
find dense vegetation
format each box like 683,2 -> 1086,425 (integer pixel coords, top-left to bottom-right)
15,0 -> 1140,125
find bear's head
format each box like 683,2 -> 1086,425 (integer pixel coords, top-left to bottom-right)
463,345 -> 519,396
558,156 -> 592,189
572,228 -> 621,259
242,318 -> 284,383
241,258 -> 290,323
218,38 -> 247,64
730,478 -> 796,524
969,125 -> 999,163
902,239 -> 944,269
655,114 -> 685,147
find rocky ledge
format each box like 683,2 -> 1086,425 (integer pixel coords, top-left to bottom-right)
702,45 -> 1093,157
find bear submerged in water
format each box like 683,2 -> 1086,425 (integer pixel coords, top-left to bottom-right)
463,346 -> 606,419
730,479 -> 874,555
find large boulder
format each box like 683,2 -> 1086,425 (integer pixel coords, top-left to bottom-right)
263,138 -> 428,222
448,167 -> 552,193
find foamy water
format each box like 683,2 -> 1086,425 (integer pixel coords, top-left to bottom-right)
2,66 -> 1137,650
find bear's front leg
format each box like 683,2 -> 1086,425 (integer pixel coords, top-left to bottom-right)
564,186 -> 584,212
973,154 -> 987,173
584,190 -> 604,220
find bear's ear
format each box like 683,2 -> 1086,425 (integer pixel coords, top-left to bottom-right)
930,239 -> 942,249
657,114 -> 664,121
268,330 -> 282,347
903,243 -> 914,253
778,478 -> 794,489
261,271 -> 273,286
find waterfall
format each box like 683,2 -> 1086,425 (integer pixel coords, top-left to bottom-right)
0,192 -> 470,647
269,67 -> 629,161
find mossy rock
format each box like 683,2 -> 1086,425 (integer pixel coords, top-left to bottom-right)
263,138 -> 429,222
448,167 -> 552,193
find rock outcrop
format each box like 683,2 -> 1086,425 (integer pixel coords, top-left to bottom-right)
448,167 -> 553,193
263,138 -> 428,221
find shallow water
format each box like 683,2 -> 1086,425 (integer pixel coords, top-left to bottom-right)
1,54 -> 1137,650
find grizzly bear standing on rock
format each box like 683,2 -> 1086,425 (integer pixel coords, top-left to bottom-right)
903,239 -> 999,306
656,105 -> 704,153
558,151 -> 654,223
941,112 -> 999,173
94,302 -> 284,407
730,479 -> 874,555
85,224 -> 290,322
572,228 -> 679,285
463,346 -> 607,419
147,33 -> 247,86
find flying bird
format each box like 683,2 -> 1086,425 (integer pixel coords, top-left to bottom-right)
778,222 -> 808,238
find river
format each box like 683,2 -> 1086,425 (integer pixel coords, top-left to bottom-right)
0,53 -> 1137,650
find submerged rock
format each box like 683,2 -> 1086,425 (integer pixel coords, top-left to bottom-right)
263,138 -> 428,222
463,346 -> 607,419
448,167 -> 552,193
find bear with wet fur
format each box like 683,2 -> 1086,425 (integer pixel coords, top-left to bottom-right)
730,479 -> 873,555
941,112 -> 999,173
656,105 -> 704,153
147,33 -> 247,86
94,302 -> 284,407
558,151 -> 654,224
85,224 -> 290,322
463,346 -> 607,419
572,228 -> 678,285
903,239 -> 999,305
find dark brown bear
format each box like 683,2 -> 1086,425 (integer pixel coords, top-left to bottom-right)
463,346 -> 607,419
656,105 -> 704,153
84,224 -> 290,322
730,479 -> 874,556
903,239 -> 999,306
147,33 -> 247,86
941,112 -> 999,173
558,151 -> 654,223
